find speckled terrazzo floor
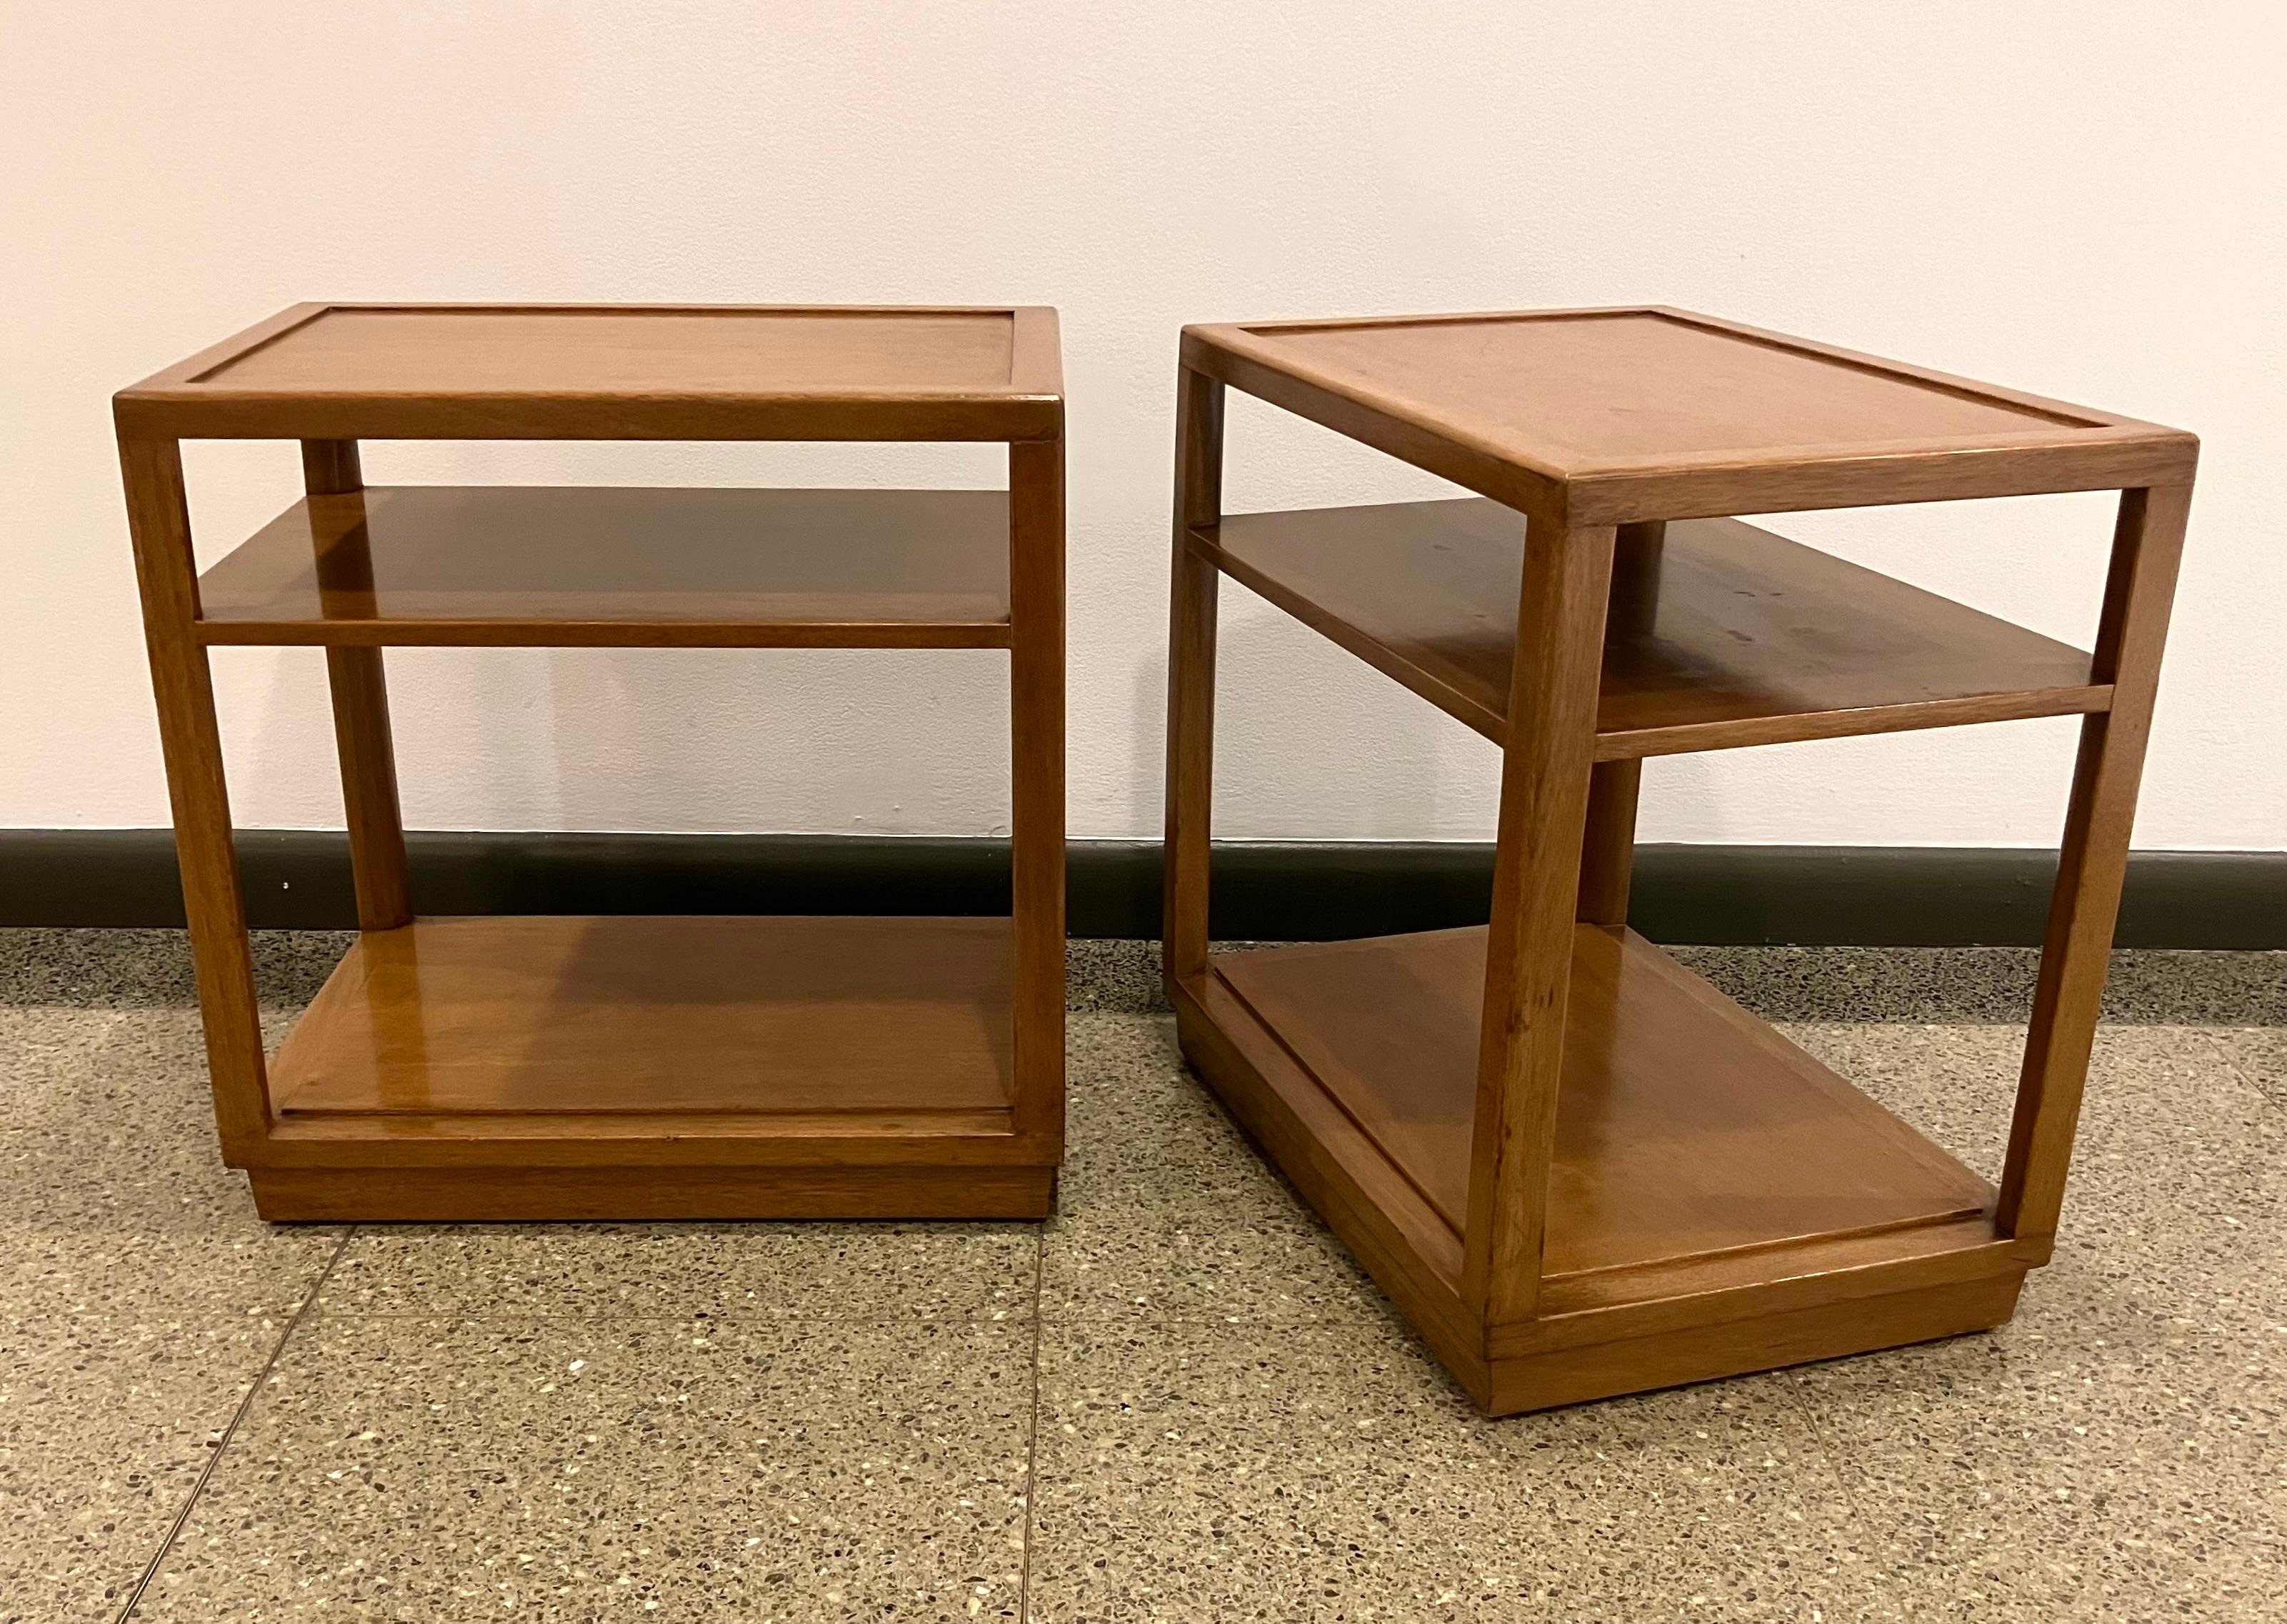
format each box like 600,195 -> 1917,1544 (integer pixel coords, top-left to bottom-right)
0,931 -> 2279,1624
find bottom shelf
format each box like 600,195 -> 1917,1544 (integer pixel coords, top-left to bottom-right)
1213,925 -> 1993,1280
1177,925 -> 2028,1412
270,913 -> 1016,1121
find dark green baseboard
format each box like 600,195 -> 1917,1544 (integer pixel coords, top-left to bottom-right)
0,830 -> 2276,947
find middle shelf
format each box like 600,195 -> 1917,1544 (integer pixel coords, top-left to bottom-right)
196,486 -> 1016,648
1195,498 -> 2111,757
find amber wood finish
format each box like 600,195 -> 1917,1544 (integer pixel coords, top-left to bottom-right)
117,304 -> 1064,442
1218,927 -> 1992,1267
198,486 -> 1016,647
1998,483 -> 2192,1244
249,1165 -> 1056,1223
1163,367 -> 1226,985
1575,522 -> 1663,923
1166,305 -> 2191,1411
301,441 -> 413,929
119,303 -> 1065,1222
1173,965 -> 2028,1413
1462,515 -> 1616,1325
119,436 -> 270,1157
272,916 -> 1014,1116
1009,437 -> 1066,1149
1183,306 -> 2196,523
1485,1274 -> 2023,1415
1197,501 -> 2111,758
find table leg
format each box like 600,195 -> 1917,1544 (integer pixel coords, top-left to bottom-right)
119,433 -> 270,1157
1465,513 -> 1618,1325
1163,367 -> 1225,987
1010,437 -> 1067,1150
303,441 -> 411,930
1998,483 -> 2193,1245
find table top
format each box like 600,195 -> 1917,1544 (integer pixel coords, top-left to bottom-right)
116,304 -> 1063,441
1183,306 -> 2193,522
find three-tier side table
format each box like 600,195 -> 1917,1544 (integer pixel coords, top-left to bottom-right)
116,303 -> 1066,1222
1162,306 -> 2194,1413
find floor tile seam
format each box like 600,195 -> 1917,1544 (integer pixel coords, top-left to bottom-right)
1017,1224 -> 1046,1623
296,1305 -> 1044,1328
1769,1371 -> 1898,1615
114,1224 -> 355,1624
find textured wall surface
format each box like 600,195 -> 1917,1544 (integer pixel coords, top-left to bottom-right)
4,1 -> 2280,849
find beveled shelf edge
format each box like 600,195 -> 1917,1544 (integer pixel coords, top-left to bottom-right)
247,1163 -> 1058,1223
252,1110 -> 1045,1170
193,617 -> 1016,650
1600,685 -> 2113,761
1188,518 -> 2114,759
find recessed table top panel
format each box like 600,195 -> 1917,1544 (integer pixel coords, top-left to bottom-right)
208,308 -> 1015,393
1256,311 -> 2073,459
196,486 -> 1014,648
1184,307 -> 2193,518
116,304 -> 1062,440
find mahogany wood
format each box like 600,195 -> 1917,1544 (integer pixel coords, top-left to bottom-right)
1216,927 -> 1993,1269
119,436 -> 270,1157
1485,1274 -> 2023,1415
1197,500 -> 2111,758
1463,514 -> 1616,1325
1009,437 -> 1067,1149
1166,304 -> 2192,1412
118,303 -> 1063,442
1162,367 -> 1226,984
1182,306 -> 2196,523
1998,483 -> 2193,1241
249,1165 -> 1056,1223
119,303 -> 1066,1221
199,486 -> 1016,647
1175,964 -> 2027,1413
301,441 -> 412,928
1574,521 -> 1663,923
270,915 -> 1015,1117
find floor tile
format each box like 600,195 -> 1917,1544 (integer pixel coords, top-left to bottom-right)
1681,946 -> 2285,1027
1029,1318 -> 1863,1623
1065,1013 -> 1250,1173
0,1310 -> 281,1623
321,1221 -> 1039,1323
2213,1025 -> 2286,1107
1783,1023 -> 2287,1332
1793,1321 -> 2287,1621
0,1009 -> 342,1321
1046,1016 -> 1386,1326
135,1315 -> 1033,1623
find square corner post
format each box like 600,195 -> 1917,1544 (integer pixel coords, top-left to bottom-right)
1162,366 -> 1226,988
1998,481 -> 2193,1247
1574,520 -> 1666,927
1009,433 -> 1068,1148
301,440 -> 412,931
116,431 -> 270,1156
1463,508 -> 1619,1328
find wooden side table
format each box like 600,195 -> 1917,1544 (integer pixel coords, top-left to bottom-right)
1163,306 -> 2195,1413
116,303 -> 1066,1222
